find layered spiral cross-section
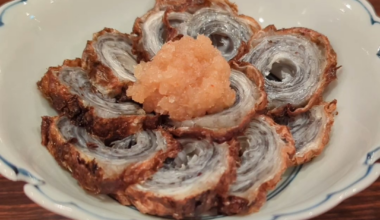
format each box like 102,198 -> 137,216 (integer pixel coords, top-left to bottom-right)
275,100 -> 337,165
82,28 -> 137,98
165,0 -> 260,61
126,138 -> 239,219
40,116 -> 180,195
220,115 -> 295,215
131,0 -> 193,61
37,59 -> 158,143
166,62 -> 267,142
242,25 -> 338,115
133,0 -> 261,61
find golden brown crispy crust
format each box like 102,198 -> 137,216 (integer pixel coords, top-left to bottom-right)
168,125 -> 246,144
231,40 -> 250,62
37,59 -> 158,144
249,25 -> 338,116
131,18 -> 145,62
125,139 -> 240,219
220,115 -> 295,215
293,100 -> 337,165
131,19 -> 151,62
82,28 -> 135,98
161,0 -> 237,21
111,193 -> 132,206
155,0 -> 215,11
41,116 -> 181,195
167,61 -> 267,143
238,14 -> 261,33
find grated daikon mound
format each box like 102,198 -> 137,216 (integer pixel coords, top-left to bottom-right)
127,35 -> 236,121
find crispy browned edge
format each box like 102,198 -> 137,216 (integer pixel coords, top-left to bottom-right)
220,115 -> 296,215
123,139 -> 240,219
82,28 -> 135,98
41,116 -> 181,196
132,0 -> 260,62
292,100 -> 337,165
167,61 -> 268,143
36,58 -> 159,143
247,25 -> 338,116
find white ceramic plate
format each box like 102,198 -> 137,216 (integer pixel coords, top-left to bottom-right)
1,0 -> 380,219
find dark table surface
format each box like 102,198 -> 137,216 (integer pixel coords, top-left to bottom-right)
1,0 -> 380,219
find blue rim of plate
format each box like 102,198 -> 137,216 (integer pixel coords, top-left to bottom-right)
0,0 -> 26,26
0,0 -> 379,219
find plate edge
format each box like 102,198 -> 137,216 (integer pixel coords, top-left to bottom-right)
0,0 -> 26,27
0,0 -> 379,220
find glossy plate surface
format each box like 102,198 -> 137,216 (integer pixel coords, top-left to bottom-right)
0,0 -> 380,220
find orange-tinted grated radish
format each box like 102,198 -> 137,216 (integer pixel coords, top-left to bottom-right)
127,35 -> 236,121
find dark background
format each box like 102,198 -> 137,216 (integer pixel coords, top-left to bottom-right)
1,0 -> 380,219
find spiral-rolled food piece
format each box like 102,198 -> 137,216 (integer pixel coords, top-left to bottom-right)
242,25 -> 338,115
167,62 -> 267,143
132,0 -> 197,61
37,59 -> 158,144
125,138 -> 239,219
220,115 -> 295,215
165,0 -> 261,61
82,28 -> 137,98
40,116 -> 180,195
133,0 -> 260,61
275,100 -> 337,165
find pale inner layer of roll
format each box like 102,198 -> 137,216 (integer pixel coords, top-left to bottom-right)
142,11 -> 167,58
58,66 -> 145,118
186,8 -> 252,61
168,69 -> 259,130
243,35 -> 324,109
134,139 -> 230,200
140,1 -> 256,61
276,105 -> 326,158
230,116 -> 284,199
94,33 -> 137,82
57,117 -> 166,178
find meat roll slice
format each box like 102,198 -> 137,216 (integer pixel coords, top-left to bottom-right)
164,0 -> 261,61
167,62 -> 267,143
40,116 -> 180,195
82,28 -> 137,98
133,0 -> 260,61
131,0 -> 197,61
275,100 -> 337,165
126,138 -> 239,219
220,115 -> 295,215
37,59 -> 158,143
242,25 -> 338,115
